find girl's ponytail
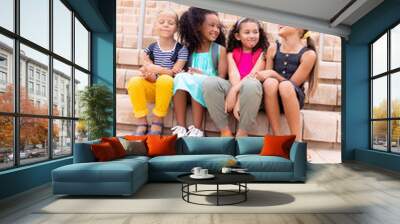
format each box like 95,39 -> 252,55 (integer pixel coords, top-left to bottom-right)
303,30 -> 318,97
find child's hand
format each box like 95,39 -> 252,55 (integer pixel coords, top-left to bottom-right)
144,73 -> 157,83
225,88 -> 238,113
233,100 -> 240,120
255,70 -> 276,81
188,67 -> 203,75
146,64 -> 161,74
172,67 -> 183,75
139,66 -> 147,75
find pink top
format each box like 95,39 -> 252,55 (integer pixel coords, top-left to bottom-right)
232,48 -> 263,80
237,52 -> 253,79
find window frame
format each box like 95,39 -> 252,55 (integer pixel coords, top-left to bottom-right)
0,0 -> 92,171
370,20 -> 400,154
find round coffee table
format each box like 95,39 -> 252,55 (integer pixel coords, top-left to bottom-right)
177,173 -> 255,206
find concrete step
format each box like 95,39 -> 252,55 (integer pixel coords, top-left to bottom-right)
117,92 -> 341,143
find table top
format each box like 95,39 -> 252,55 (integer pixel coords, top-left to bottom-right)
177,172 -> 255,185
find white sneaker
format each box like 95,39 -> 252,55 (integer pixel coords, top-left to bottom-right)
171,125 -> 187,138
187,125 -> 204,137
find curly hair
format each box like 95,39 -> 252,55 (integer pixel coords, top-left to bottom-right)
178,7 -> 226,54
227,18 -> 268,53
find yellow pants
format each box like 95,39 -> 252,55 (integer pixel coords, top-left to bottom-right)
127,75 -> 174,118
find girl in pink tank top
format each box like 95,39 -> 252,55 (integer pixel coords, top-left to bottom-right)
223,18 -> 269,136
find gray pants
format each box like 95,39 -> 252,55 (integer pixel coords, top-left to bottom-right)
203,77 -> 262,132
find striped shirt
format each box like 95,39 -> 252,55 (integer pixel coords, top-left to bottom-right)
144,41 -> 189,69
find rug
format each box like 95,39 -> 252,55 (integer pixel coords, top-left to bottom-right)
37,183 -> 361,214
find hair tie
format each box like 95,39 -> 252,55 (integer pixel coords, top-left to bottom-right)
302,31 -> 311,39
236,17 -> 246,27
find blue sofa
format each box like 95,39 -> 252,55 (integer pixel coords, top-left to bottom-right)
52,137 -> 306,196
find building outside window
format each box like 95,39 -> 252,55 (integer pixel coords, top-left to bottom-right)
0,54 -> 7,90
28,66 -> 34,80
28,81 -> 34,94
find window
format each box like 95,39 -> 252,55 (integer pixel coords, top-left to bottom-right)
20,0 -> 49,49
0,72 -> 6,85
371,23 -> 400,154
0,35 -> 14,113
36,83 -> 40,95
0,0 -> 14,32
28,67 -> 34,80
53,119 -> 72,158
75,18 -> 89,70
19,117 -> 49,165
0,1 -> 91,170
35,70 -> 41,81
0,116 -> 13,170
42,85 -> 46,97
53,0 -> 72,60
41,73 -> 46,83
0,55 -> 7,67
0,54 -> 8,91
28,81 -> 34,94
74,69 -> 89,118
53,59 -> 72,117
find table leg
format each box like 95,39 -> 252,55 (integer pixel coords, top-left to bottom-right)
217,184 -> 219,206
195,184 -> 197,192
245,183 -> 247,201
187,184 -> 190,202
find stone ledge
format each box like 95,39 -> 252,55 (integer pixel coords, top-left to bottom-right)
308,83 -> 338,106
318,61 -> 341,80
117,48 -> 143,66
302,110 -> 340,143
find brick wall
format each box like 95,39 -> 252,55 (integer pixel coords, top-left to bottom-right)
116,0 -> 342,150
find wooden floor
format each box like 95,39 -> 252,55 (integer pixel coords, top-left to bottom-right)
0,162 -> 400,224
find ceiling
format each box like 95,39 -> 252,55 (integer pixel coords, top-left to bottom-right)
171,0 -> 384,38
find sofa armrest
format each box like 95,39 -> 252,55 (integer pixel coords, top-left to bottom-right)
289,142 -> 307,182
73,140 -> 100,163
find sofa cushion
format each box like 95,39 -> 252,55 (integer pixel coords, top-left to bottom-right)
114,155 -> 150,165
124,135 -> 148,141
147,135 -> 177,157
236,137 -> 263,155
176,137 -> 235,155
74,140 -> 100,163
260,135 -> 296,159
119,138 -> 147,156
236,155 -> 293,172
101,137 -> 127,158
148,154 -> 235,172
53,159 -> 147,183
91,142 -> 118,161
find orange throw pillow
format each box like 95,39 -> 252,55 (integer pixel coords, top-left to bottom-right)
91,142 -> 117,161
101,137 -> 126,158
124,135 -> 148,141
146,135 -> 177,157
259,135 -> 296,159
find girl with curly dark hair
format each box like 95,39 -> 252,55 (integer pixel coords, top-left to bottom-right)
171,7 -> 228,137
203,18 -> 268,137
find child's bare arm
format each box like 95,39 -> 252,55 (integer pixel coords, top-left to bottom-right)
249,51 -> 266,75
227,53 -> 241,86
289,50 -> 317,86
218,46 -> 228,79
265,42 -> 276,70
146,59 -> 186,77
171,60 -> 187,76
142,52 -> 153,67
